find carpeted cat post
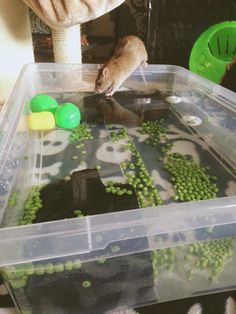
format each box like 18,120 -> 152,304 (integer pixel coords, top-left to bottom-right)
51,26 -> 82,63
22,0 -> 126,63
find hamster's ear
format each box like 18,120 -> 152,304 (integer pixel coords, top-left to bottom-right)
102,67 -> 109,77
124,38 -> 130,45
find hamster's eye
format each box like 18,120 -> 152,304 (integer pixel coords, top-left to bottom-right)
96,82 -> 101,87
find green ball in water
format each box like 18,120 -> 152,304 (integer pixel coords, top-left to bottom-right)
55,103 -> 81,129
30,93 -> 58,114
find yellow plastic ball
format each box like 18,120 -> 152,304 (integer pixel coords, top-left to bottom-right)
28,112 -> 55,131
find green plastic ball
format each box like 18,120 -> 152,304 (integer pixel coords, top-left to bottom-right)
55,103 -> 81,129
30,93 -> 58,114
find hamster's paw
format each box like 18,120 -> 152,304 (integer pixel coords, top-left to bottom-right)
105,92 -> 114,97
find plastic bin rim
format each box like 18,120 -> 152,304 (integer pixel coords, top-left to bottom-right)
2,62 -> 236,106
22,62 -> 236,93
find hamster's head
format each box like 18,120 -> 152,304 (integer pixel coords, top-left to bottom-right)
95,67 -> 113,95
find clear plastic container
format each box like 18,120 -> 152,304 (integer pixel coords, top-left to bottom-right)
0,63 -> 236,314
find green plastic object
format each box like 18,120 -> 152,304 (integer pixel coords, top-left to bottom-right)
55,103 -> 81,129
30,94 -> 59,114
189,21 -> 236,83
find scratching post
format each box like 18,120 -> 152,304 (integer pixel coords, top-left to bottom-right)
52,25 -> 82,63
0,0 -> 34,106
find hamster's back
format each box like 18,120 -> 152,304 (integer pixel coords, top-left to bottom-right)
114,35 -> 147,64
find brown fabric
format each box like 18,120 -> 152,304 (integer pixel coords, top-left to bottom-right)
22,0 -> 125,28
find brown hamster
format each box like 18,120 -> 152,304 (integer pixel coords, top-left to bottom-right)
95,35 -> 148,97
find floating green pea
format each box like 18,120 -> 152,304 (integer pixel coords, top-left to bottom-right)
164,153 -> 219,202
140,120 -> 167,146
64,175 -> 71,181
20,186 -> 42,225
8,191 -> 17,208
65,261 -> 73,271
152,247 -> 176,279
73,259 -> 81,270
111,245 -> 120,253
71,155 -> 78,160
54,263 -> 64,272
45,263 -> 54,274
82,280 -> 91,288
74,209 -> 84,218
117,139 -> 163,207
69,123 -> 93,143
110,128 -> 128,142
97,258 -> 106,264
35,264 -> 45,276
9,277 -> 27,289
187,238 -> 233,277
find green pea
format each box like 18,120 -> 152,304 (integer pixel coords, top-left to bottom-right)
45,263 -> 54,274
54,263 -> 64,272
111,245 -> 120,253
64,260 -> 73,271
73,259 -> 81,270
111,188 -> 117,194
82,280 -> 91,288
64,175 -> 71,181
10,278 -> 27,289
35,264 -> 45,275
71,155 -> 78,160
13,270 -> 25,279
24,264 -> 34,276
206,226 -> 214,233
30,214 -> 37,221
97,258 -> 106,264
74,209 -> 82,215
